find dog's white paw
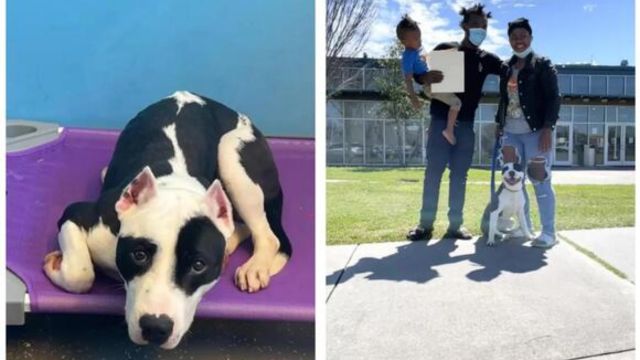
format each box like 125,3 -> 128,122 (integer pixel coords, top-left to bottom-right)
235,254 -> 273,293
43,250 -> 94,293
234,252 -> 289,293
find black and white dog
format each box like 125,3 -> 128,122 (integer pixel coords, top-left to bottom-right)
42,91 -> 292,349
481,162 -> 535,246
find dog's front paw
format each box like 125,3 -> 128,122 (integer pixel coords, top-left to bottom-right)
235,254 -> 273,293
235,252 -> 289,293
43,251 -> 94,293
486,237 -> 496,246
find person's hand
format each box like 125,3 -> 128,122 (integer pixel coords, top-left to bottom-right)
410,96 -> 422,110
424,70 -> 444,85
495,127 -> 503,139
539,128 -> 552,152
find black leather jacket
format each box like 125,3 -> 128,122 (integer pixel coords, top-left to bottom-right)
495,52 -> 560,131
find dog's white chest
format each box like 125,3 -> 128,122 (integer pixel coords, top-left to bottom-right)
498,189 -> 526,217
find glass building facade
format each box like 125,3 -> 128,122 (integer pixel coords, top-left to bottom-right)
327,60 -> 635,167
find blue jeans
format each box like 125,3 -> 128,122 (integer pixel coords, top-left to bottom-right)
501,131 -> 556,237
419,117 -> 475,230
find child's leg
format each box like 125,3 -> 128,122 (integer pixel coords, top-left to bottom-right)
446,108 -> 459,131
441,108 -> 458,145
432,93 -> 461,145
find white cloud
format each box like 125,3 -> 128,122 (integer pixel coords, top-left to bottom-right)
583,3 -> 597,12
362,0 -> 511,59
488,0 -> 537,9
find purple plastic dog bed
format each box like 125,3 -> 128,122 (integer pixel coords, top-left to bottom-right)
7,128 -> 314,321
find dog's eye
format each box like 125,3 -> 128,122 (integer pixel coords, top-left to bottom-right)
191,260 -> 207,273
132,249 -> 148,264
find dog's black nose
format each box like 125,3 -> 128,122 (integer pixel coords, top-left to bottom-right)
508,170 -> 515,177
140,314 -> 174,345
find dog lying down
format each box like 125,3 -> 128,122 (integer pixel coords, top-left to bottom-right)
42,91 -> 292,349
481,162 -> 535,246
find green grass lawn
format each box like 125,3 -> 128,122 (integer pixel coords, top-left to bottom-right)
327,167 -> 635,245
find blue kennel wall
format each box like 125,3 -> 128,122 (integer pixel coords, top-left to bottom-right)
8,1 -> 314,137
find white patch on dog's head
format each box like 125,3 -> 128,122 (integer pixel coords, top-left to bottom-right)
114,169 -> 232,348
501,162 -> 525,191
168,91 -> 206,115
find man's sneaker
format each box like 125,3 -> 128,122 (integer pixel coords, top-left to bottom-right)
531,233 -> 558,249
443,227 -> 473,240
406,227 -> 433,241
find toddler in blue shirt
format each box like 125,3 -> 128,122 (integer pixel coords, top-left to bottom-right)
397,15 -> 461,145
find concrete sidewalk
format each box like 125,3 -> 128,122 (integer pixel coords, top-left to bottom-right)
559,228 -> 635,282
327,228 -> 635,360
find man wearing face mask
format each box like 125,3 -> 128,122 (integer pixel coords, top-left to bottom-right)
495,17 -> 560,248
408,3 -> 507,241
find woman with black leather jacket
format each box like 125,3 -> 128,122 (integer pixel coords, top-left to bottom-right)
495,17 -> 560,248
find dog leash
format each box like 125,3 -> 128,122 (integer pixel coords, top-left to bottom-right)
489,134 -> 501,199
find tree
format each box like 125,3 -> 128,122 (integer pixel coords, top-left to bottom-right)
326,0 -> 377,94
375,40 -> 427,166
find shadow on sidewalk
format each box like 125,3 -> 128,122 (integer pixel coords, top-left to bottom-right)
326,237 -> 550,286
326,239 -> 467,285
467,237 -> 549,281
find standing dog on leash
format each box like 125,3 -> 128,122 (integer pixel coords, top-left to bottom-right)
42,91 -> 292,348
481,162 -> 535,246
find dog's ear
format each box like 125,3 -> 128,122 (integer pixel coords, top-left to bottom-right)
204,179 -> 235,239
115,167 -> 157,214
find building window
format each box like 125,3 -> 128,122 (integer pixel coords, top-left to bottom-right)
573,106 -> 588,123
365,120 -> 384,164
625,76 -> 635,96
559,105 -> 572,123
479,123 -> 496,164
588,106 -> 605,123
606,106 -> 617,123
342,68 -> 363,90
589,124 -> 605,165
573,75 -> 589,95
364,102 -> 383,119
344,119 -> 365,164
327,118 -> 345,164
572,124 -> 588,166
558,74 -> 572,95
618,106 -> 634,123
473,123 -> 481,165
327,100 -> 343,118
482,74 -> 499,93
364,68 -> 382,91
479,104 -> 498,122
344,101 -> 364,119
405,120 -> 424,165
384,121 -> 403,165
608,76 -> 624,96
590,76 -> 607,96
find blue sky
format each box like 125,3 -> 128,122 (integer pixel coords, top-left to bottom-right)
363,0 -> 634,65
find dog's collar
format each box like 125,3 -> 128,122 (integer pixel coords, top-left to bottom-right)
502,184 -> 522,192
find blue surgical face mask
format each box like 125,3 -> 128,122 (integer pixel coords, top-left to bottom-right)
513,46 -> 533,58
468,28 -> 486,46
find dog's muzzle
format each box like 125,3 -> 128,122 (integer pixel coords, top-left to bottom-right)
505,176 -> 520,186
